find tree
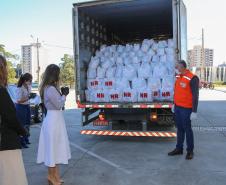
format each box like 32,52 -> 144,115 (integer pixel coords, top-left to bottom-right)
0,44 -> 17,84
60,54 -> 75,88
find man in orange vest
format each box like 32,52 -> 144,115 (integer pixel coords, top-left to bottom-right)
168,60 -> 199,160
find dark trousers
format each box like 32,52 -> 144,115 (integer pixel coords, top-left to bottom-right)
175,105 -> 194,152
16,104 -> 31,145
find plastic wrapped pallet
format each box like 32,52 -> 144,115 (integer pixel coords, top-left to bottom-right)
108,89 -> 122,102
132,78 -> 147,89
137,63 -> 152,79
122,88 -> 138,102
87,78 -> 103,90
137,88 -> 153,102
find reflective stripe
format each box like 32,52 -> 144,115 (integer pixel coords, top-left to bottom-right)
183,76 -> 192,81
176,75 -> 180,78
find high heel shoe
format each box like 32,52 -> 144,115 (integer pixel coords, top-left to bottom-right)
48,178 -> 62,185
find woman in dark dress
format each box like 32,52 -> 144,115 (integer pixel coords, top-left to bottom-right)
0,55 -> 28,185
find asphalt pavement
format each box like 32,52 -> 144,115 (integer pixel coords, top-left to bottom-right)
23,89 -> 226,185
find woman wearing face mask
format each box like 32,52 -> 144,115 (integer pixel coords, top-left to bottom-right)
0,55 -> 28,185
16,73 -> 33,148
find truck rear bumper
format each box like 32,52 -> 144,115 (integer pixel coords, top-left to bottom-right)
81,130 -> 176,137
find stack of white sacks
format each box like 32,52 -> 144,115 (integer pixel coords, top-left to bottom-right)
86,39 -> 175,103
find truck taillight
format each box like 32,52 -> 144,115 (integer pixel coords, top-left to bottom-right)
150,112 -> 158,121
99,113 -> 105,121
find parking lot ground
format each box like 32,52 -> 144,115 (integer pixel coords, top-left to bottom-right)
23,89 -> 226,185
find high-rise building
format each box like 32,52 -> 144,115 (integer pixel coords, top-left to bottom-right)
21,43 -> 48,83
205,48 -> 214,67
187,45 -> 214,69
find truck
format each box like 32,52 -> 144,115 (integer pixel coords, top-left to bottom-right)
72,0 -> 187,137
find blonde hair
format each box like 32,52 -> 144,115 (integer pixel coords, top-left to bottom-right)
0,55 -> 8,87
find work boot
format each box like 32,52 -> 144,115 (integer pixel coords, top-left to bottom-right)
168,148 -> 183,156
186,152 -> 194,160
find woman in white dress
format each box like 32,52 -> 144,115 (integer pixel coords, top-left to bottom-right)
37,64 -> 71,185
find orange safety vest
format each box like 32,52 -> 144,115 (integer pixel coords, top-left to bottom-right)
174,69 -> 195,108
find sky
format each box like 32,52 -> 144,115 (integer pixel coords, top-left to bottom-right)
0,0 -> 226,66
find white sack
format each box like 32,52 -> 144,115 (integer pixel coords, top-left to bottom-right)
122,88 -> 138,102
168,39 -> 175,48
101,59 -> 114,69
108,89 -> 123,102
158,40 -> 168,48
138,63 -> 152,79
116,57 -> 123,65
115,78 -> 130,90
165,48 -> 174,55
160,88 -> 174,101
103,78 -> 116,90
117,45 -> 125,53
160,55 -> 167,63
87,78 -> 103,90
147,77 -> 161,101
87,68 -> 97,79
153,63 -> 169,78
137,88 -> 153,102
133,44 -> 140,52
152,42 -> 159,51
152,55 -> 160,63
97,66 -> 106,78
162,76 -> 175,89
132,78 -> 147,89
123,65 -> 137,80
115,65 -> 123,78
106,66 -> 116,78
157,48 -> 165,56
92,89 -> 109,102
89,57 -> 99,69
